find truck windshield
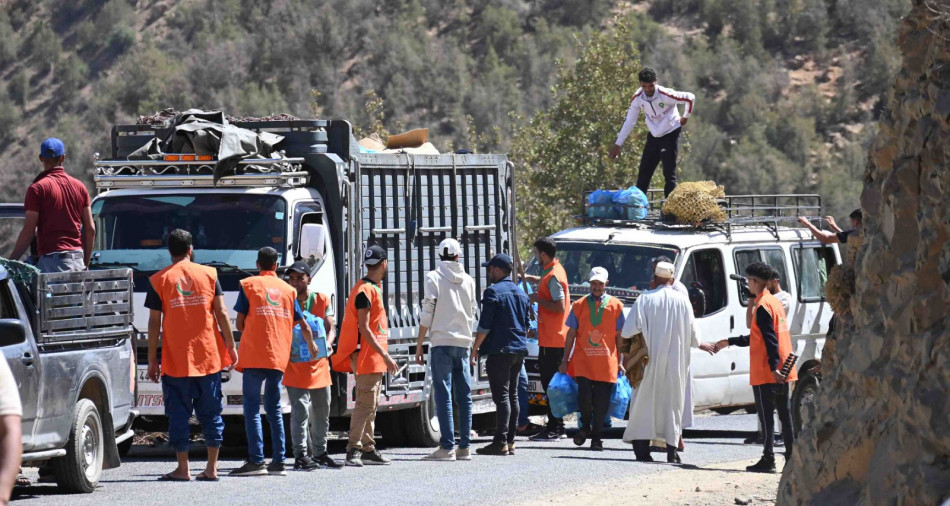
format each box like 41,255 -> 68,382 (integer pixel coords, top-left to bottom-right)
527,242 -> 679,292
91,194 -> 286,272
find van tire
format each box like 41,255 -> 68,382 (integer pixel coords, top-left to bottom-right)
402,394 -> 440,447
792,374 -> 820,435
51,399 -> 104,493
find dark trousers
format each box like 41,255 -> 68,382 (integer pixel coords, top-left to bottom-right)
538,346 -> 564,430
753,383 -> 795,458
576,377 -> 612,441
162,373 -> 224,453
486,353 -> 524,445
632,440 -> 676,461
636,127 -> 681,197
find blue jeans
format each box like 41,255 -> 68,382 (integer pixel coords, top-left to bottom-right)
517,365 -> 530,426
242,368 -> 285,464
162,373 -> 224,453
430,346 -> 472,450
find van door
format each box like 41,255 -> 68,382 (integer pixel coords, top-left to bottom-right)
790,243 -> 839,360
678,247 -> 732,409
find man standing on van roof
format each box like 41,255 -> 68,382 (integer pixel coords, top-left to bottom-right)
609,68 -> 696,197
415,238 -> 478,462
229,247 -> 315,478
145,229 -> 237,482
523,237 -> 570,442
621,261 -> 700,463
797,209 -> 862,245
9,138 -> 95,272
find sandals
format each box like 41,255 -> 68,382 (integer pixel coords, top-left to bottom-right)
157,473 -> 190,482
195,473 -> 219,482
15,473 -> 31,488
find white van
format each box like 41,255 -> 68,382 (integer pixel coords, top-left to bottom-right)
524,194 -> 839,422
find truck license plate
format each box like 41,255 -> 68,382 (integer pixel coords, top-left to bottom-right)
528,380 -> 543,394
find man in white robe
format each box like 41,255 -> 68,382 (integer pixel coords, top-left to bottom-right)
622,262 -> 701,463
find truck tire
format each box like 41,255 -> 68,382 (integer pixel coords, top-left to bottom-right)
792,374 -> 820,435
402,394 -> 440,448
51,399 -> 104,493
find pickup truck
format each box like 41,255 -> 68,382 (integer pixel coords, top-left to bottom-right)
0,260 -> 136,493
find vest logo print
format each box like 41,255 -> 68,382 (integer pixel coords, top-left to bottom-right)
658,102 -> 666,108
587,329 -> 603,348
265,288 -> 283,307
176,276 -> 195,296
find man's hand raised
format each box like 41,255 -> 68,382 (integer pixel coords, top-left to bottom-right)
609,145 -> 622,159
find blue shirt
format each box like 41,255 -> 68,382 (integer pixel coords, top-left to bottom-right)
476,278 -> 530,355
565,294 -> 626,331
234,286 -> 306,321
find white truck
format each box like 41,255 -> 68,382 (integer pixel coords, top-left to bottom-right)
524,194 -> 838,430
89,118 -> 513,447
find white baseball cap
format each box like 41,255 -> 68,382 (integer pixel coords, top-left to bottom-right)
655,261 -> 675,279
589,266 -> 609,283
438,238 -> 462,258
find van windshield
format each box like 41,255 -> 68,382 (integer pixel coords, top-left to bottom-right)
90,194 -> 287,272
526,241 -> 679,294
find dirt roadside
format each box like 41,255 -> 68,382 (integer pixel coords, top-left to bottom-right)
526,458 -> 783,506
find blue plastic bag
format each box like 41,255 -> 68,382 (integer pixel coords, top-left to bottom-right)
612,186 -> 649,220
587,190 -> 620,219
608,372 -> 632,419
547,372 -> 579,418
290,309 -> 331,363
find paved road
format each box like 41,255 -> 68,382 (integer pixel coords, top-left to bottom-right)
12,413 -> 768,506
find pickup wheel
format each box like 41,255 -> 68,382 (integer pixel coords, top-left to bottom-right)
51,399 -> 104,493
402,393 -> 441,448
792,374 -> 820,435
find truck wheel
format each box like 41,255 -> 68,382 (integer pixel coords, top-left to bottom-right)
402,394 -> 441,448
51,399 -> 104,493
792,374 -> 820,435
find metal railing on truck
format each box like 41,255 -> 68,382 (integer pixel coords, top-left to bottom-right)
93,154 -> 309,191
34,269 -> 133,345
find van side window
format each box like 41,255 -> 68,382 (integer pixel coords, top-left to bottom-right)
793,245 -> 837,301
733,247 -> 789,305
680,249 -> 727,316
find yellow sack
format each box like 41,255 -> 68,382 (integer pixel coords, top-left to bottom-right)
661,181 -> 727,225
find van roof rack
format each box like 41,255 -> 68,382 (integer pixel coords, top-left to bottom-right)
580,192 -> 823,240
93,153 -> 309,191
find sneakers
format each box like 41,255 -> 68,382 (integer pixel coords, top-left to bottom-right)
516,422 -> 543,437
475,442 -> 509,456
361,449 -> 392,465
746,455 -> 776,473
229,461 -> 267,477
456,448 -> 472,461
573,428 -> 590,447
590,440 -> 604,452
314,452 -> 343,469
293,456 -> 319,471
507,443 -> 515,456
422,448 -> 456,462
267,461 -> 287,476
345,449 -> 363,467
530,428 -> 562,442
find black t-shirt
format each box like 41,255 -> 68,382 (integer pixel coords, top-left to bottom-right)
836,229 -> 856,244
144,280 -> 223,311
354,277 -> 378,310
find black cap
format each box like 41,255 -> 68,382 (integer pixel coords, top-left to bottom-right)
481,253 -> 513,270
288,260 -> 310,275
364,245 -> 387,266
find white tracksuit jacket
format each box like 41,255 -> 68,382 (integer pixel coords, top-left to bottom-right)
615,84 -> 696,144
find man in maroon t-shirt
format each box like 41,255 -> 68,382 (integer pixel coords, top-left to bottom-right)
8,138 -> 95,273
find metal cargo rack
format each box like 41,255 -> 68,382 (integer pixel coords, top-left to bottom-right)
35,269 -> 133,344
93,154 -> 309,191
580,192 -> 824,240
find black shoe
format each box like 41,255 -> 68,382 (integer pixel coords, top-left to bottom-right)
573,429 -> 590,447
590,440 -> 603,452
344,449 -> 363,467
517,422 -> 543,437
293,456 -> 319,471
635,455 -> 655,462
667,450 -> 681,464
361,449 -> 391,466
229,461 -> 267,477
475,441 -> 509,456
555,425 -> 567,439
746,455 -> 776,473
774,434 -> 785,447
530,430 -> 560,442
267,461 -> 287,476
314,452 -> 343,469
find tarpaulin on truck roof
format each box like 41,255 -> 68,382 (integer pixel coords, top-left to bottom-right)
127,109 -> 286,184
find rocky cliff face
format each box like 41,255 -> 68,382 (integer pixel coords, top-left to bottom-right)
779,1 -> 950,504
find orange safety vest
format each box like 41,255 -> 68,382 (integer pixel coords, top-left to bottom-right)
150,261 -> 230,377
537,259 -> 570,348
283,291 -> 333,390
749,291 -> 798,386
234,271 -> 298,373
568,294 -> 622,383
332,279 -> 389,375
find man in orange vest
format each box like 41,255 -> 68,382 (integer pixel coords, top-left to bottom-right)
282,261 -> 342,470
523,237 -> 570,441
145,229 -> 237,482
716,262 -> 797,473
229,247 -> 315,478
332,245 -> 398,467
558,267 -> 625,451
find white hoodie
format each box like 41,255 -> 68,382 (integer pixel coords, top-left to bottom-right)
420,261 -> 478,348
615,84 -> 696,143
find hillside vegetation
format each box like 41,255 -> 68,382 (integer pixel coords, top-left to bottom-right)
0,0 -> 909,247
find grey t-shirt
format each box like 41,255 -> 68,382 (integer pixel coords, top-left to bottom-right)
548,277 -> 564,301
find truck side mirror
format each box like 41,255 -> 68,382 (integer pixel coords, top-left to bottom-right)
299,223 -> 327,263
0,319 -> 27,347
